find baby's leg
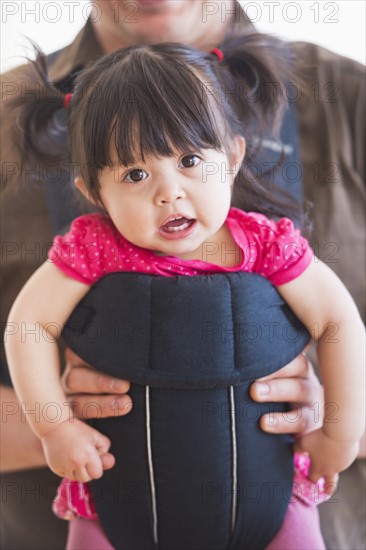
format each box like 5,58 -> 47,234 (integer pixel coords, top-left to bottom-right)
265,499 -> 325,550
66,500 -> 324,550
67,518 -> 115,550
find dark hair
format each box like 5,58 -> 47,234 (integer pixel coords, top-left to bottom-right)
12,33 -> 304,224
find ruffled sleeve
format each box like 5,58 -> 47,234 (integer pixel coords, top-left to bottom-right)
239,212 -> 314,286
48,214 -> 120,285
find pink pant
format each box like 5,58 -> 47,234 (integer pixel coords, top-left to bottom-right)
67,498 -> 325,550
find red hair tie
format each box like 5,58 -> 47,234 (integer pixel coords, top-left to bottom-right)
64,93 -> 73,109
210,48 -> 224,62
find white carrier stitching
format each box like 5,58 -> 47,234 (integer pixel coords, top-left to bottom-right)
146,386 -> 159,545
229,385 -> 238,535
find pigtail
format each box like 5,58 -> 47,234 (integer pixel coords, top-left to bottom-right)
8,43 -> 70,184
214,33 -> 308,230
219,33 -> 295,142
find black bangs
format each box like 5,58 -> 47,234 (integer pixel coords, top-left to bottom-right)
14,34 -> 304,225
79,49 -> 226,174
67,39 -> 301,224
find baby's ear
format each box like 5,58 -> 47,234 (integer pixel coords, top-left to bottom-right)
231,135 -> 246,171
74,177 -> 95,204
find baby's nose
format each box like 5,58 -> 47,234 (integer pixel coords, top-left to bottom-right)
155,181 -> 186,205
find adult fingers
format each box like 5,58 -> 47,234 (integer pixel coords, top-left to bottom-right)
250,349 -> 324,409
63,365 -> 130,395
258,403 -> 323,435
250,375 -> 322,406
259,407 -> 307,435
64,347 -> 94,368
70,394 -> 133,420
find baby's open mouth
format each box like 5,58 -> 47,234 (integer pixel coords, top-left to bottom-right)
159,215 -> 195,233
158,214 -> 197,240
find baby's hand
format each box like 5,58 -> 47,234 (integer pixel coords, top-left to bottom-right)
41,418 -> 115,482
294,428 -> 359,492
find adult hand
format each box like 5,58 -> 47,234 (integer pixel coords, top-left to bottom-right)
62,348 -> 133,420
250,351 -> 324,436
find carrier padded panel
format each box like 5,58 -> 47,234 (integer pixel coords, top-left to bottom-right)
62,272 -> 310,549
63,272 -> 310,389
91,385 -> 294,550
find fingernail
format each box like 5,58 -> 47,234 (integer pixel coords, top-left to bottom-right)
114,398 -> 132,412
121,398 -> 132,409
111,402 -> 123,414
256,383 -> 270,396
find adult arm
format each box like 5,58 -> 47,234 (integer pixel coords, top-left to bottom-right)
0,384 -> 45,471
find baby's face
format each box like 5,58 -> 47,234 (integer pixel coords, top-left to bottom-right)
98,141 -> 244,261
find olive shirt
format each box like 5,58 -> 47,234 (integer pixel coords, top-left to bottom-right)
1,17 -> 365,550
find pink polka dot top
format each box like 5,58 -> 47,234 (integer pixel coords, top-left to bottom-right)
48,207 -> 313,286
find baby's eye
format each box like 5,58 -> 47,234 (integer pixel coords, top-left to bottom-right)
124,169 -> 148,183
179,155 -> 201,169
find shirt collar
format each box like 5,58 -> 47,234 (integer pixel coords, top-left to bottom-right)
49,19 -> 103,83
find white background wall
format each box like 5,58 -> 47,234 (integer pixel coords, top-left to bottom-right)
1,0 -> 365,72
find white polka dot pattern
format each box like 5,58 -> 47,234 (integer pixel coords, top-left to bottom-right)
48,209 -> 313,287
